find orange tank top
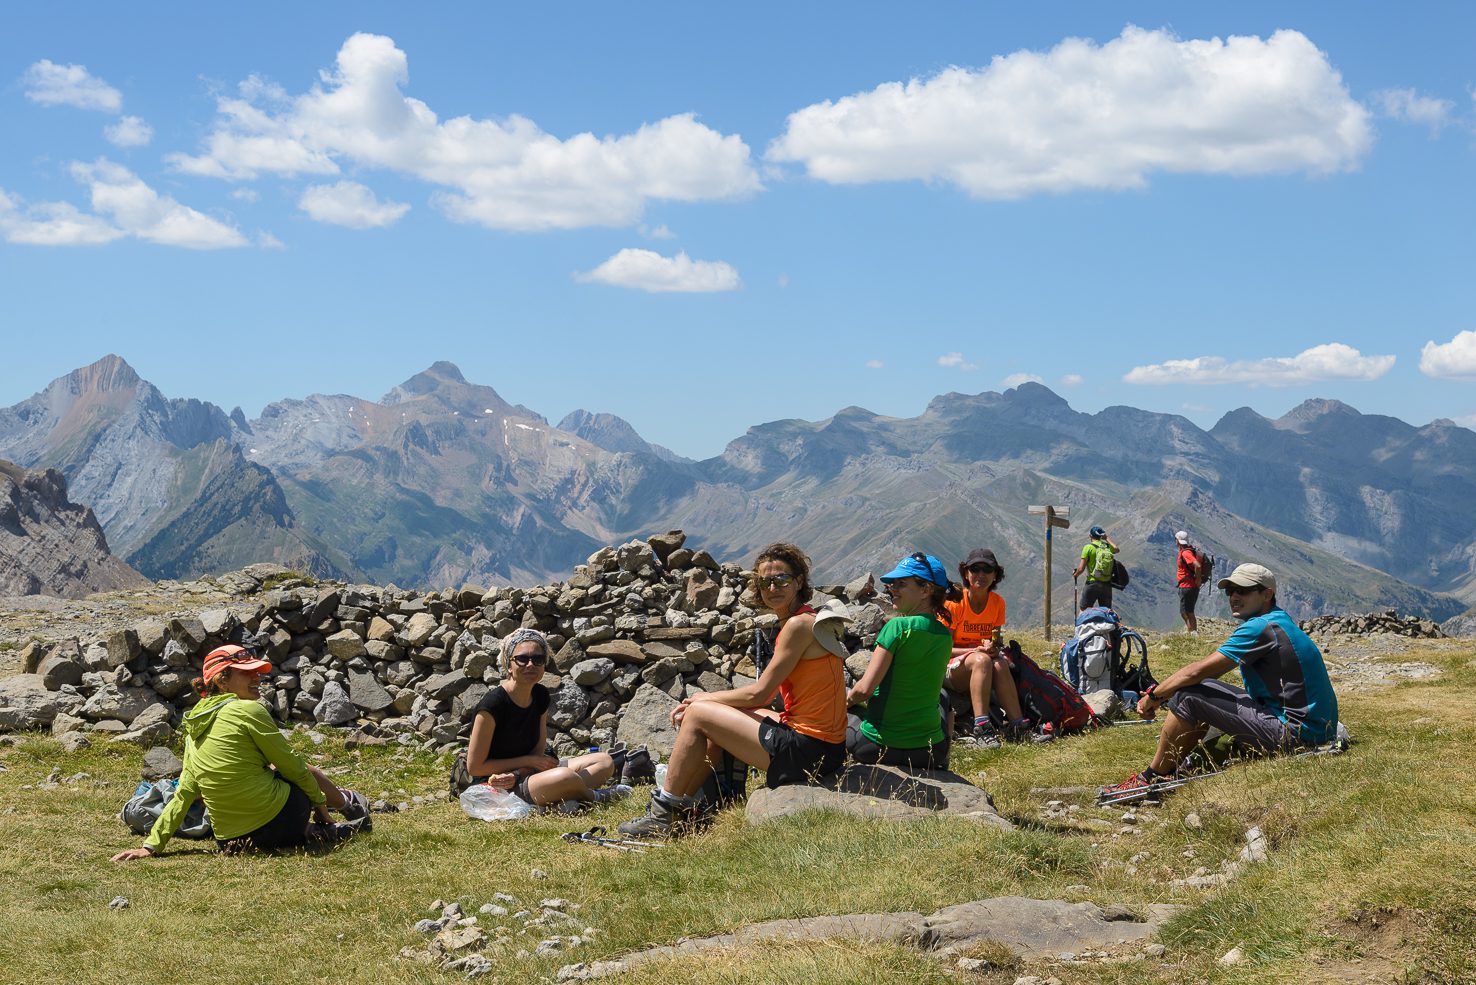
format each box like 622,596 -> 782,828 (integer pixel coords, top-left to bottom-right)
778,630 -> 848,744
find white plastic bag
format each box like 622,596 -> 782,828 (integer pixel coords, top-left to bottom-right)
459,783 -> 535,821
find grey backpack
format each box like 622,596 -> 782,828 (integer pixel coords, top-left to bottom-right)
120,779 -> 213,839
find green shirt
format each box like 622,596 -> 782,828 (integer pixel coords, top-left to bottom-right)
1081,541 -> 1116,583
146,694 -> 325,851
858,615 -> 952,748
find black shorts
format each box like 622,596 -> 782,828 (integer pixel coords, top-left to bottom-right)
758,719 -> 845,788
220,780 -> 311,852
846,728 -> 949,771
1178,585 -> 1201,615
1080,582 -> 1112,610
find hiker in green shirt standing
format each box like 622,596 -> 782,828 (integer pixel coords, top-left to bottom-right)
1072,526 -> 1119,611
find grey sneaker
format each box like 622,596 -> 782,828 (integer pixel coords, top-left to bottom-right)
1003,720 -> 1034,744
971,726 -> 1003,750
339,789 -> 373,833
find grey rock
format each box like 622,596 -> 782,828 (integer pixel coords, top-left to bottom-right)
314,681 -> 358,726
346,666 -> 395,712
151,670 -> 191,700
547,681 -> 590,731
142,745 -> 184,780
400,612 -> 439,647
1082,689 -> 1122,719
570,658 -> 615,687
746,764 -> 1013,830
453,682 -> 489,721
424,670 -> 472,702
325,629 -> 368,662
585,640 -> 646,665
37,653 -> 84,691
80,686 -> 164,725
612,684 -> 681,758
59,732 -> 91,753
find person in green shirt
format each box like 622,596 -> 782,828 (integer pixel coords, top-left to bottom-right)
1072,526 -> 1120,611
846,552 -> 959,770
112,645 -> 372,860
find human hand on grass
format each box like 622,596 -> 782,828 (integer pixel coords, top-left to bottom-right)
111,847 -> 153,862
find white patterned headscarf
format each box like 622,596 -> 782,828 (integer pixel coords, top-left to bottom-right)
502,628 -> 550,667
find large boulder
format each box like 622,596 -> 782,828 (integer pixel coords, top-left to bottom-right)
547,681 -> 590,731
586,640 -> 647,665
613,684 -> 681,759
570,658 -> 615,686
745,764 -> 1012,830
37,653 -> 84,691
314,681 -> 358,726
0,676 -> 61,730
346,665 -> 395,712
80,686 -> 167,725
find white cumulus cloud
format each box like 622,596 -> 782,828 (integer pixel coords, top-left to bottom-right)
938,352 -> 978,371
1002,373 -> 1043,387
575,248 -> 740,293
1124,343 -> 1394,386
1060,373 -> 1084,387
168,33 -> 759,230
299,181 -> 410,228
104,115 -> 154,147
1419,331 -> 1476,379
768,26 -> 1370,198
2,166 -> 246,250
1375,88 -> 1454,131
22,60 -> 122,112
0,188 -> 123,246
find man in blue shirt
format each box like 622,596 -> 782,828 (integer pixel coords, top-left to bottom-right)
1101,562 -> 1339,797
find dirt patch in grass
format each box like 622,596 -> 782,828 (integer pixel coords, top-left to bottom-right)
1302,907 -> 1422,985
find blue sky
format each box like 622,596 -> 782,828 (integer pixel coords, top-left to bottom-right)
3,3 -> 1474,459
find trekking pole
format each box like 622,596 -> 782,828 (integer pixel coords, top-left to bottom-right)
1096,768 -> 1229,806
561,826 -> 665,852
1073,575 -> 1078,615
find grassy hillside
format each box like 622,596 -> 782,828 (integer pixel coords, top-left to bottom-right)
2,630 -> 1472,984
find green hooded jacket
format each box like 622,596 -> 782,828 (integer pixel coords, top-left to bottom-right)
145,694 -> 325,851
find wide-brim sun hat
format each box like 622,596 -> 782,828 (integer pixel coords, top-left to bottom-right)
1217,562 -> 1277,594
810,600 -> 853,659
879,552 -> 949,587
202,644 -> 272,684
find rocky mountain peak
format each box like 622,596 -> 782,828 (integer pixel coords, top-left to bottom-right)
558,410 -> 686,462
1274,398 -> 1358,432
65,353 -> 141,395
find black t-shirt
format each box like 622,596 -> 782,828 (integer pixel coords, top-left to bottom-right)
471,684 -> 549,773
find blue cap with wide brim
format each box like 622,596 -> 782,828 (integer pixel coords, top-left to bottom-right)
879,553 -> 949,587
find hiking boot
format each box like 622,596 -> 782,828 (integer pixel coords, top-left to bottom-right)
617,791 -> 706,840
1003,720 -> 1033,744
305,820 -> 362,847
620,746 -> 656,786
606,744 -> 629,777
339,789 -> 373,833
969,726 -> 1002,750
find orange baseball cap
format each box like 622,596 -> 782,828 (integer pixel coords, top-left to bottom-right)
202,644 -> 272,684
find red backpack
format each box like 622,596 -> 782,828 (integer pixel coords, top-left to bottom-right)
1006,640 -> 1104,733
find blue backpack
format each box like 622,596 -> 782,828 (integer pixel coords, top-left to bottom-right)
1060,607 -> 1153,696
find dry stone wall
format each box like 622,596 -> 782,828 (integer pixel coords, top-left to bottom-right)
1300,611 -> 1445,639
0,531 -> 888,758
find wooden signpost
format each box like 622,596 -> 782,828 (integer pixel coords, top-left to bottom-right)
1027,505 -> 1070,640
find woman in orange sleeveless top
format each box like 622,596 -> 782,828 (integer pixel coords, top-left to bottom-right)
619,542 -> 847,839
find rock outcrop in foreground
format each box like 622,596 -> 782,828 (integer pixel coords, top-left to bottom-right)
0,531 -> 892,758
0,460 -> 147,598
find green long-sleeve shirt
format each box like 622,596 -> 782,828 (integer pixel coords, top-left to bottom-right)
145,694 -> 324,851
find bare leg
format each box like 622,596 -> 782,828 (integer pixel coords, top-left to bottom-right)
946,655 -> 992,721
1185,610 -> 1198,633
307,765 -> 347,808
665,703 -> 769,798
565,751 -> 615,787
524,766 -> 601,806
1150,710 -> 1210,774
989,655 -> 1025,721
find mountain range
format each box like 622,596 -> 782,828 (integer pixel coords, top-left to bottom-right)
2,354 -> 1471,629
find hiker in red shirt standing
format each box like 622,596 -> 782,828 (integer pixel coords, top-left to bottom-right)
1175,531 -> 1205,636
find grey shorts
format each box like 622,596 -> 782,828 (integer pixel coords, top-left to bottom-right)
1178,585 -> 1201,615
1165,680 -> 1303,752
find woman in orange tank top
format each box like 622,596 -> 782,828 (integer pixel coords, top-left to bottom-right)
618,542 -> 847,839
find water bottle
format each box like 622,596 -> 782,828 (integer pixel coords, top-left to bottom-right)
653,762 -> 668,788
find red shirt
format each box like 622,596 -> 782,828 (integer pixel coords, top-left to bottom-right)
1177,546 -> 1201,588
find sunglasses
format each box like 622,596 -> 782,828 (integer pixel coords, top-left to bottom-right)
965,565 -> 996,575
757,573 -> 795,589
1224,585 -> 1264,596
510,651 -> 547,666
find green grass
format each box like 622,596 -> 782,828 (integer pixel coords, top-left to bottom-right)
2,629 -> 1473,984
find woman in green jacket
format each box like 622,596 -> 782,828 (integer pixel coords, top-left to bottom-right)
112,645 -> 371,860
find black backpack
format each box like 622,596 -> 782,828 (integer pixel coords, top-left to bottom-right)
1111,559 -> 1130,590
